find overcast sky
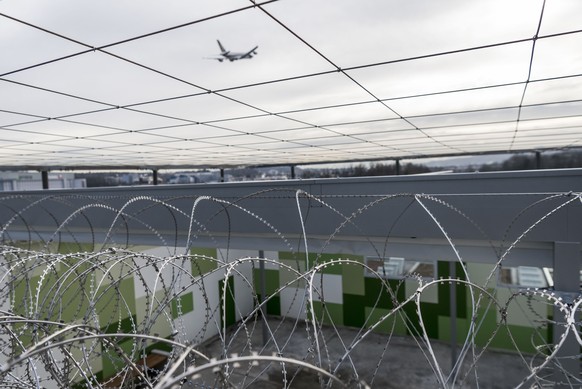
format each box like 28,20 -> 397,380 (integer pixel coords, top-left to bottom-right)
1,0 -> 582,169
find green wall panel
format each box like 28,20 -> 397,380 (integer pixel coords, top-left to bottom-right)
101,338 -> 135,379
219,276 -> 236,328
364,307 -> 408,335
547,313 -> 553,345
256,293 -> 281,316
191,247 -> 218,276
171,291 -> 194,319
402,301 -> 440,338
12,264 -> 136,325
437,316 -> 548,361
101,315 -> 138,335
437,316 -> 470,343
316,253 -> 363,275
95,277 -> 137,323
312,301 -> 343,326
266,295 -> 281,316
472,303 -> 500,347
253,268 -> 280,295
364,277 -> 404,310
343,293 -> 365,328
278,251 -> 307,265
437,261 -> 467,318
341,261 -> 365,296
489,324 -> 547,354
278,258 -> 306,289
253,268 -> 281,316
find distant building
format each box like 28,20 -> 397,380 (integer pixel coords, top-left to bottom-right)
0,172 -> 86,191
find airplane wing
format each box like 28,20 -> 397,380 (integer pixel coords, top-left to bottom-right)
240,46 -> 258,59
203,56 -> 226,62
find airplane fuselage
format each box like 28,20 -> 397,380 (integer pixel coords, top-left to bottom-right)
215,40 -> 258,62
219,51 -> 256,61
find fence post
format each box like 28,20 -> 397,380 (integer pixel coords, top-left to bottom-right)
258,250 -> 268,346
449,261 -> 458,377
41,171 -> 49,189
552,241 -> 580,387
152,169 -> 159,185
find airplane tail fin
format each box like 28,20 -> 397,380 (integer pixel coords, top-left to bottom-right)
217,40 -> 226,53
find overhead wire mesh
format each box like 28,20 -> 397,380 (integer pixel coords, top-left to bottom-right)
1,0 -> 582,169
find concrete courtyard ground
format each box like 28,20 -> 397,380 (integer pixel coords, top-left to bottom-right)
179,317 -> 550,388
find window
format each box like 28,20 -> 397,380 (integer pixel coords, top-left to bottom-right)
366,256 -> 435,279
499,266 -> 553,288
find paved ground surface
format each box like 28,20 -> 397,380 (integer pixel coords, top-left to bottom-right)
180,317 -> 550,388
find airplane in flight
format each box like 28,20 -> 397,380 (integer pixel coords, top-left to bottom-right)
209,40 -> 258,62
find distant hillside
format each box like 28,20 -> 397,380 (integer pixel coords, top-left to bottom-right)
300,150 -> 582,178
77,150 -> 582,187
463,150 -> 582,172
